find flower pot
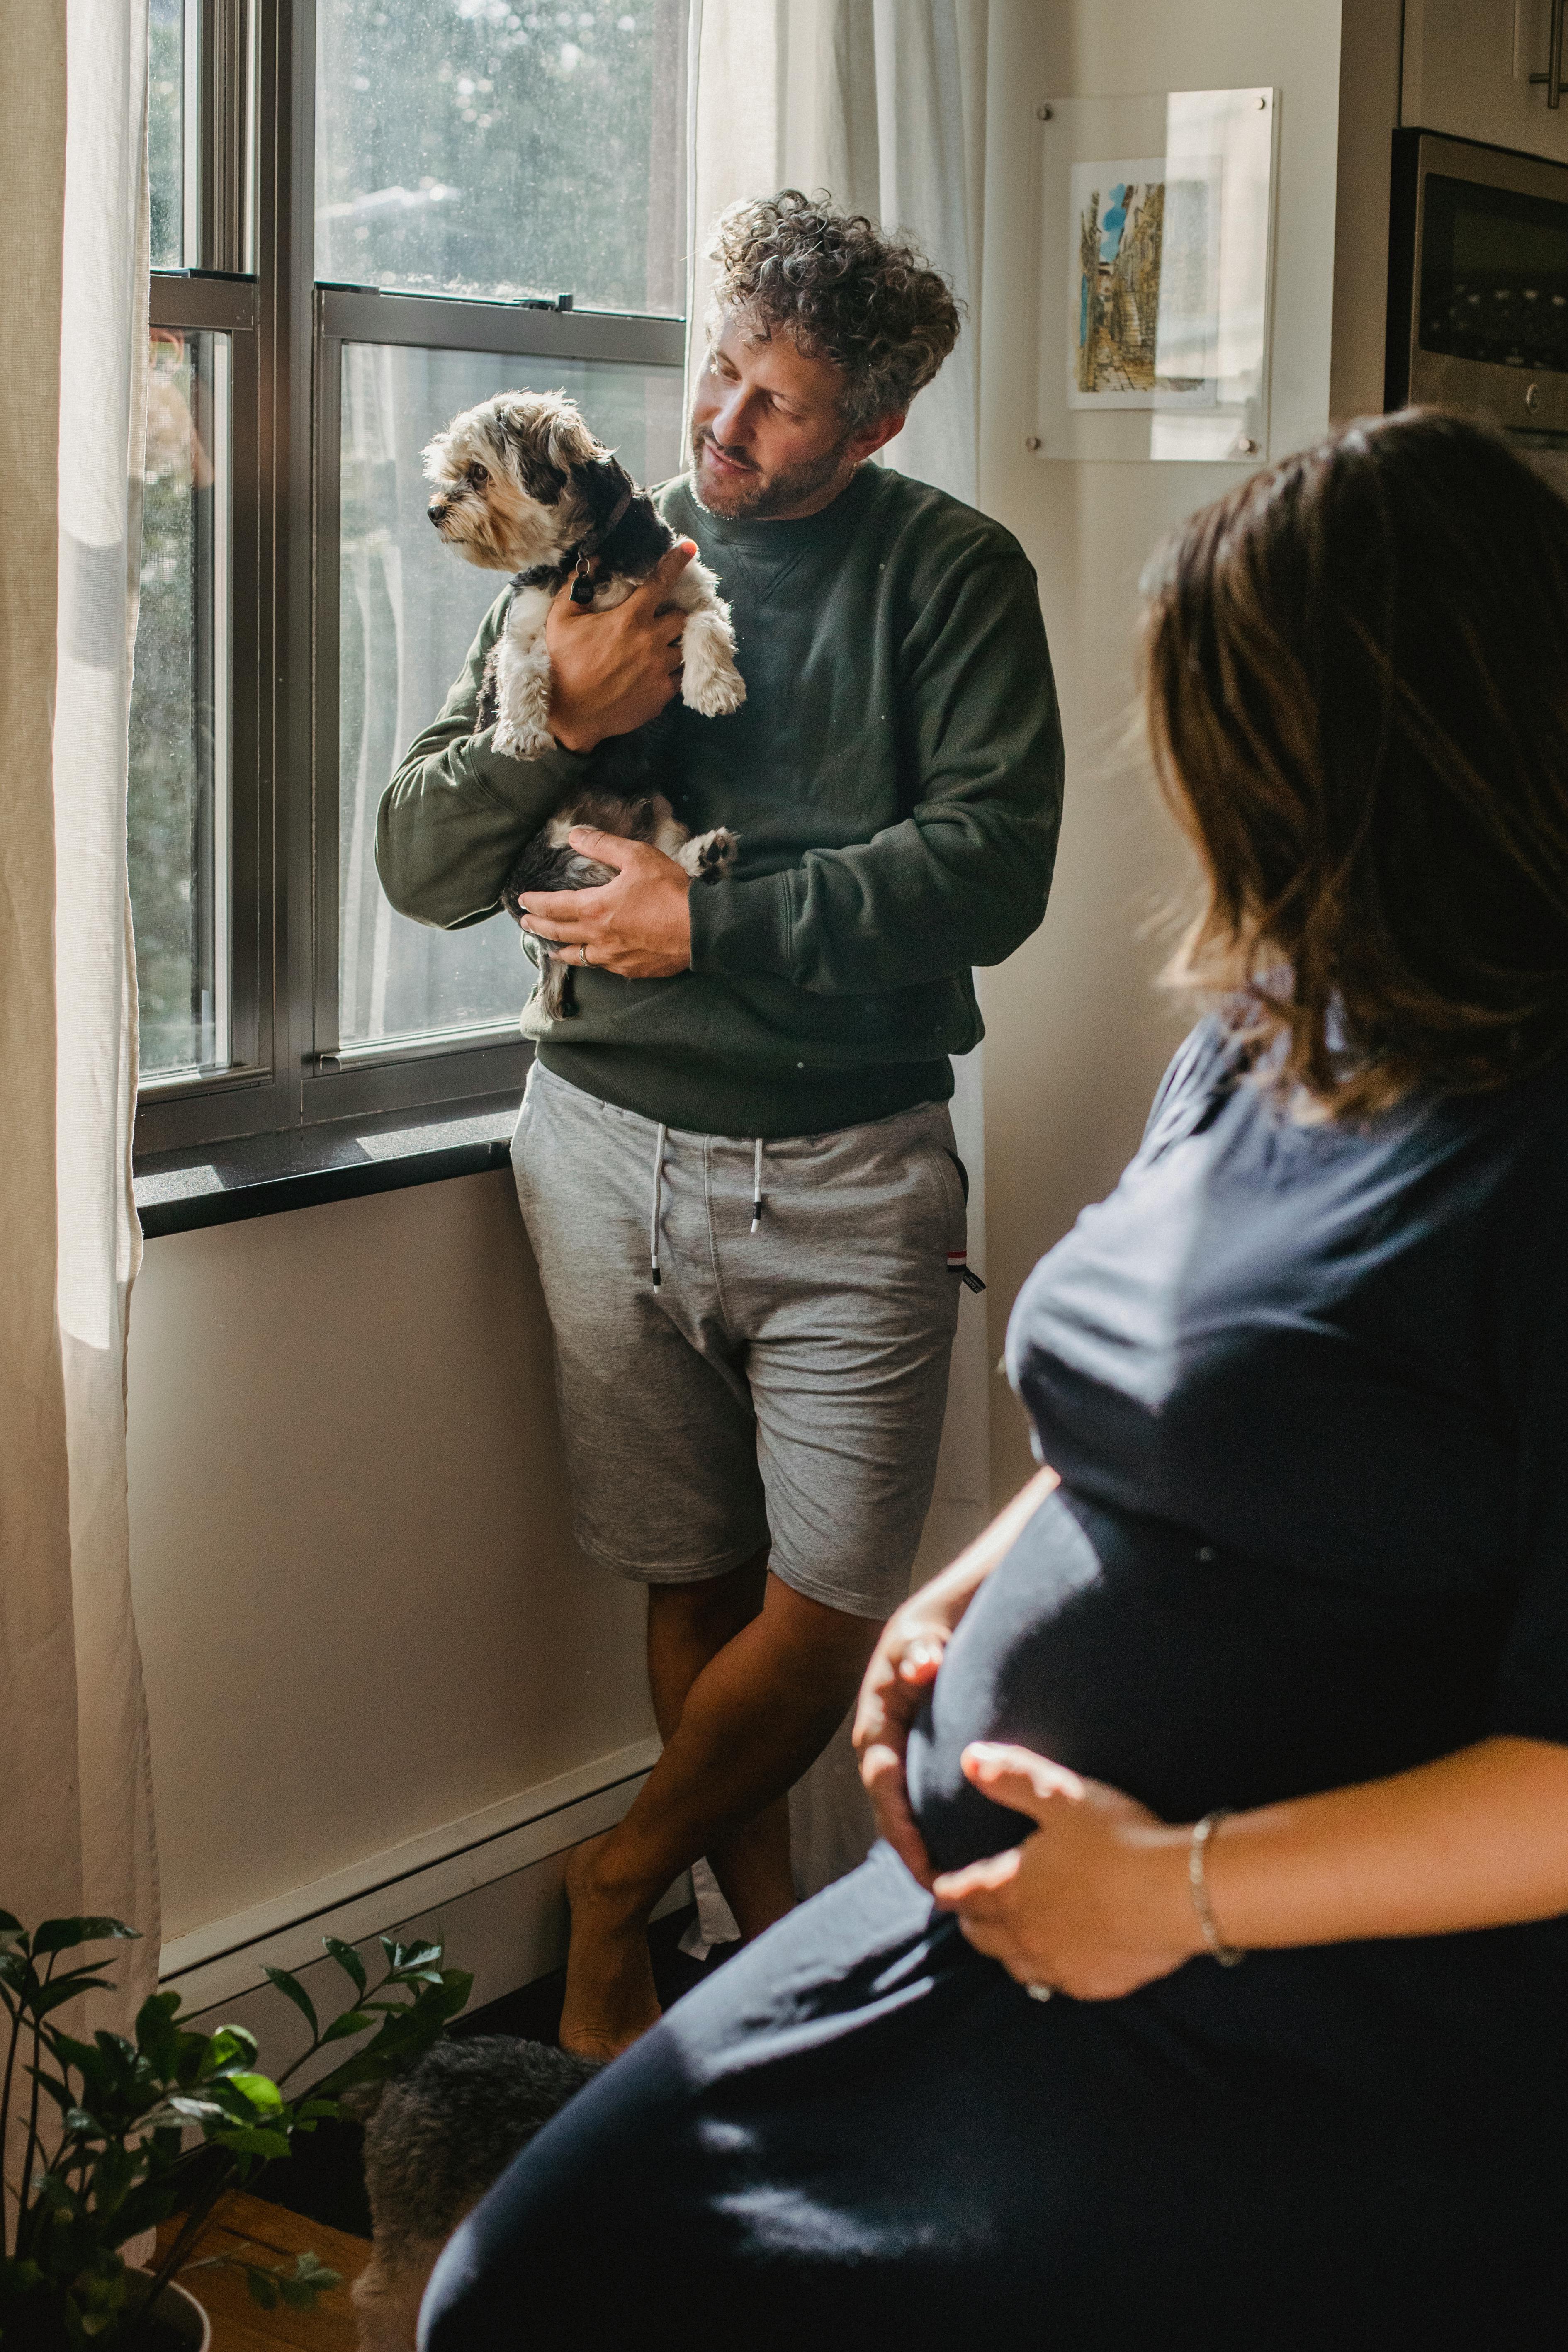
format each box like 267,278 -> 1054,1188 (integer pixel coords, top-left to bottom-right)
126,2270 -> 212,2352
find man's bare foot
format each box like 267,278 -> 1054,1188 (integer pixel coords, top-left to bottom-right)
559,1833 -> 662,2061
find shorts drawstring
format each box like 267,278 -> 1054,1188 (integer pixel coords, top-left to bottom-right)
649,1126 -> 761,1290
650,1122 -> 667,1289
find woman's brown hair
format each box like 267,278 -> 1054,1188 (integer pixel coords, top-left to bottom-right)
1141,408 -> 1568,1117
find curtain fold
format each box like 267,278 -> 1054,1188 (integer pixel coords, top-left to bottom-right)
1,0 -> 159,2209
687,0 -> 993,1898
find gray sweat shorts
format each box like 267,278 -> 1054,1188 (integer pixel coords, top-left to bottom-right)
510,1061 -> 965,1620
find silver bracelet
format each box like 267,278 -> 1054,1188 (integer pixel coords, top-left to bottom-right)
1189,1810 -> 1245,1966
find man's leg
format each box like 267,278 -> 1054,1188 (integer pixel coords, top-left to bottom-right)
561,1569 -> 880,2059
640,1549 -> 795,1938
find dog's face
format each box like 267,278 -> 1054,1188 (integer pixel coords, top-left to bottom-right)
423,390 -> 603,571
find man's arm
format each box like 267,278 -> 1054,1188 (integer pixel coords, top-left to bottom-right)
688,548 -> 1064,994
377,547 -> 693,931
376,592 -> 593,930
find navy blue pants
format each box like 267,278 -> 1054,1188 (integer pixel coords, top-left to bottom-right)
418,1844 -> 1561,2351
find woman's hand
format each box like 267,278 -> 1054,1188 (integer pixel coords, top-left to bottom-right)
931,1744 -> 1200,2000
852,1587 -> 968,1888
853,1466 -> 1063,1889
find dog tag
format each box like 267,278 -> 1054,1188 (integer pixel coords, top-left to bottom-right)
571,557 -> 596,607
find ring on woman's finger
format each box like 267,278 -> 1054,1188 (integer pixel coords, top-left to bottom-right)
1026,1982 -> 1055,2002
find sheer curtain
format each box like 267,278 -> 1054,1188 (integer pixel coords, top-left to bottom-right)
0,0 -> 159,2195
685,0 -> 993,1900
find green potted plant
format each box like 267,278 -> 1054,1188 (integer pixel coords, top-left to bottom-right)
0,1908 -> 472,2350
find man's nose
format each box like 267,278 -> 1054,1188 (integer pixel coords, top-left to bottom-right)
711,389 -> 751,447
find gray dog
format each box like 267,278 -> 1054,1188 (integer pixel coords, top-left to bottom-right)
350,2035 -> 600,2352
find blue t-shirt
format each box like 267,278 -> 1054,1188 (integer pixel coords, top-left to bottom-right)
1009,1016 -> 1568,1755
906,1019 -> 1568,2102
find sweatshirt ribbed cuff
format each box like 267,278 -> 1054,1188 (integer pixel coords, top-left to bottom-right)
687,867 -> 795,982
467,731 -> 591,813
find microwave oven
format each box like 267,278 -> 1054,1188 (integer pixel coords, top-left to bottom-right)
1387,128 -> 1568,436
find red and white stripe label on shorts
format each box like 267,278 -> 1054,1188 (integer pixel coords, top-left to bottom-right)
947,1248 -> 985,1294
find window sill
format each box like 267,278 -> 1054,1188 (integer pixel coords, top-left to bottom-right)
134,1085 -> 525,1239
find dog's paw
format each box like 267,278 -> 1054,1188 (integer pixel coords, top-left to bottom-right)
683,661 -> 746,720
493,716 -> 556,760
680,827 -> 739,884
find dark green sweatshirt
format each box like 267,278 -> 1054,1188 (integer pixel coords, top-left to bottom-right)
377,462 -> 1063,1136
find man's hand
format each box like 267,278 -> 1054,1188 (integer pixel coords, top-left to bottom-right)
519,829 -> 693,979
545,540 -> 697,752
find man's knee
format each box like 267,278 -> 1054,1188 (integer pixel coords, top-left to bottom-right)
649,1549 -> 768,1636
761,1570 -> 883,1677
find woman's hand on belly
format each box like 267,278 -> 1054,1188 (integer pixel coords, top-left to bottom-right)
855,1469 -> 1061,1888
930,1743 -> 1202,2000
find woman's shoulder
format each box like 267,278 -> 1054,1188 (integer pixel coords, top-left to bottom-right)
1138,1016 -> 1246,1152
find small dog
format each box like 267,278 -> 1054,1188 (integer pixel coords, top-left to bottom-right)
423,389 -> 744,1020
349,2035 -> 600,2352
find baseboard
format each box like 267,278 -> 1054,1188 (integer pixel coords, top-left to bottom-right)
161,1737 -> 663,2015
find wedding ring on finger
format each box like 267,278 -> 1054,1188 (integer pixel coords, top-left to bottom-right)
1026,1982 -> 1055,2002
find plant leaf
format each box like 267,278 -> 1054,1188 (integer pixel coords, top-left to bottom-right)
31,1972 -> 116,2016
32,1917 -> 139,1957
201,2024 -> 260,2075
211,2125 -> 291,2158
263,1966 -> 318,2039
322,1937 -> 366,1996
149,2094 -> 231,2126
225,2070 -> 284,2115
244,2267 -> 281,2310
320,2008 -> 375,2044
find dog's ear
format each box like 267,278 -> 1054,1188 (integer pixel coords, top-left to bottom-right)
569,453 -> 635,533
542,394 -> 603,474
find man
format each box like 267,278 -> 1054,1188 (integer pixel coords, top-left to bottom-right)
378,189 -> 1064,2059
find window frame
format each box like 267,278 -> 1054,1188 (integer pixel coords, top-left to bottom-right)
134,0 -> 691,1161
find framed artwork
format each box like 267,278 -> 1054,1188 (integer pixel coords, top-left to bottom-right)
1068,158 -> 1220,409
1033,87 -> 1276,462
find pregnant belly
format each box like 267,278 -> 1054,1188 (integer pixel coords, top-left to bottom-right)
904,1485 -> 1506,1876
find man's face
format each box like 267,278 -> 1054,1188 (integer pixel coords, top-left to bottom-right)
689,315 -> 901,521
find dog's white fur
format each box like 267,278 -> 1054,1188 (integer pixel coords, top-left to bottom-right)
422,389 -> 746,768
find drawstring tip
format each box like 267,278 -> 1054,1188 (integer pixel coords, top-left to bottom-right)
651,1262 -> 661,1290
750,1201 -> 762,1235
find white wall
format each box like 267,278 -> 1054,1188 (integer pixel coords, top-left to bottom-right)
975,0 -> 1347,1499
129,1171 -> 655,1951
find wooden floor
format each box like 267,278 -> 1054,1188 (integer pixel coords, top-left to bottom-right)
154,2192 -> 370,2352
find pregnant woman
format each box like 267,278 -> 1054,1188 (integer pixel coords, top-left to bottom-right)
422,411 -> 1568,2349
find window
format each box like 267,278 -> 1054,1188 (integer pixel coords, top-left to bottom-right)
131,0 -> 689,1157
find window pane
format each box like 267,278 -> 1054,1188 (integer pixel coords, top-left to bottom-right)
149,0 -> 185,269
130,328 -> 231,1077
337,341 -> 682,1047
315,0 -> 689,312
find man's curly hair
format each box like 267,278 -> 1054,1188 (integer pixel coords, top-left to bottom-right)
707,190 -> 961,431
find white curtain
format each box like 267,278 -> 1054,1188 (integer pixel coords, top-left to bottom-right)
685,0 -> 993,1898
1,0 -> 159,2196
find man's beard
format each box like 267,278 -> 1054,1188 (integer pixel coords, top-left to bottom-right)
689,422 -> 854,519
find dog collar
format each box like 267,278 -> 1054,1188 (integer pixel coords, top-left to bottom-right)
569,484 -> 634,604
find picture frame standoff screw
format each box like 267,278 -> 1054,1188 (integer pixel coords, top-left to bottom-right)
1036,103 -> 1053,120
1025,435 -> 1042,451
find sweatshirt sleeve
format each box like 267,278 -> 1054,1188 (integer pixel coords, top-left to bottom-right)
686,547 -> 1064,993
376,590 -> 592,931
